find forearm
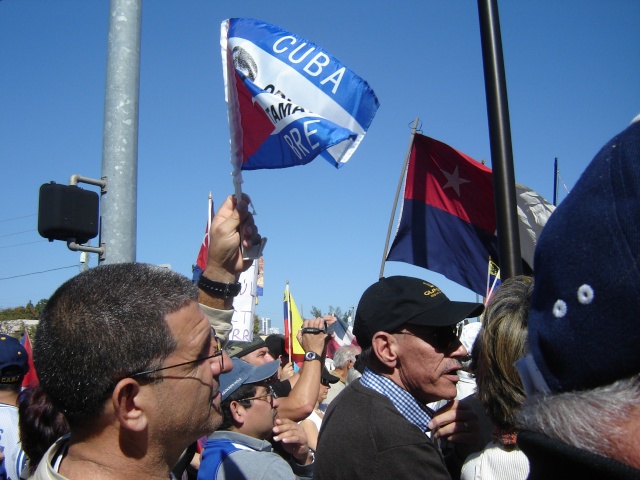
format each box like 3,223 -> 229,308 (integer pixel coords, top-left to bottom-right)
300,419 -> 319,451
276,362 -> 321,421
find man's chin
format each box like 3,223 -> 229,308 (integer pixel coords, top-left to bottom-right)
205,409 -> 223,434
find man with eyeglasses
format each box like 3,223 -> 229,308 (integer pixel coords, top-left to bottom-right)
30,194 -> 261,480
314,276 -> 484,480
198,357 -> 315,480
223,316 -> 331,423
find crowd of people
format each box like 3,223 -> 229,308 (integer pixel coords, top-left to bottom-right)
0,119 -> 639,479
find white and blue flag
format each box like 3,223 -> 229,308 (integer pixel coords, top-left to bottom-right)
221,18 -> 379,173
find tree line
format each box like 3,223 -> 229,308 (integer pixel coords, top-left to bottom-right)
0,299 -> 48,321
309,305 -> 353,324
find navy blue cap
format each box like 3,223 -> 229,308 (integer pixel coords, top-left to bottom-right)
219,358 -> 280,401
522,120 -> 640,394
0,335 -> 29,383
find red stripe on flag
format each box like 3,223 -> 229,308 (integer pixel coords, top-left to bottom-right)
21,330 -> 38,388
408,134 -> 495,234
235,72 -> 274,162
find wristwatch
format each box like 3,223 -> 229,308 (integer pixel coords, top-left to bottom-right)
197,275 -> 241,298
304,351 -> 321,362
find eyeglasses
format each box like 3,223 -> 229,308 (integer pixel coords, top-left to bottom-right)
238,386 -> 275,408
130,327 -> 224,379
393,324 -> 461,351
320,378 -> 331,387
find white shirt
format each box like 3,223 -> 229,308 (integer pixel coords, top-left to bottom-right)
0,402 -> 27,480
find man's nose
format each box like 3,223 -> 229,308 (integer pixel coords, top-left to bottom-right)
449,339 -> 467,358
211,351 -> 233,374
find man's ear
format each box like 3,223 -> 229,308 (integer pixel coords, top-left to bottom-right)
371,332 -> 399,368
230,400 -> 246,427
112,378 -> 148,432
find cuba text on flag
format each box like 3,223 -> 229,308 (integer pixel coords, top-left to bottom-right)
221,18 -> 379,171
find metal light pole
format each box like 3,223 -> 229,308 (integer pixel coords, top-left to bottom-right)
100,0 -> 142,263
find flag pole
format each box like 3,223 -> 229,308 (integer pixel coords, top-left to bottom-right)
477,0 -> 522,280
207,191 -> 213,228
553,157 -> 559,206
286,281 -> 293,357
379,117 -> 420,279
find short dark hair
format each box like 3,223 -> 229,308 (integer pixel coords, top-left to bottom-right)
34,263 -> 198,427
265,334 -> 285,358
219,383 -> 257,430
358,346 -> 381,372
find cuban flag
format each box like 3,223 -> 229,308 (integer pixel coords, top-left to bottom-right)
387,134 -> 554,296
221,18 -> 379,171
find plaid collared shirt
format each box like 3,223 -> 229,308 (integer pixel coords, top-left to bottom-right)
360,367 -> 435,434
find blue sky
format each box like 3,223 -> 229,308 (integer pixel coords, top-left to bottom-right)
1,1 -> 638,332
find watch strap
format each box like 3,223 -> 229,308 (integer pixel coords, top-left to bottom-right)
304,351 -> 321,362
197,275 -> 241,298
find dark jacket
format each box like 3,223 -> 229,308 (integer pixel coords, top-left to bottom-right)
518,430 -> 640,480
314,380 -> 451,480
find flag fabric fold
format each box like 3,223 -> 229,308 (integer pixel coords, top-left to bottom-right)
515,184 -> 556,268
326,317 -> 359,359
256,257 -> 264,297
21,330 -> 38,388
486,259 -> 501,304
387,134 -> 554,296
192,194 -> 213,283
283,284 -> 305,363
221,18 -> 379,172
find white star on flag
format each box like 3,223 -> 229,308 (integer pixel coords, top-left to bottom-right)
440,165 -> 470,197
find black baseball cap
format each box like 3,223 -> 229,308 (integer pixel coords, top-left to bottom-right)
353,276 -> 484,349
322,367 -> 340,385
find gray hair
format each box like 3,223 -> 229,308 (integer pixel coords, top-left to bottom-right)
333,345 -> 360,369
518,374 -> 640,465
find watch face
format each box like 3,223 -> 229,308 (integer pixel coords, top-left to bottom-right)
305,352 -> 316,361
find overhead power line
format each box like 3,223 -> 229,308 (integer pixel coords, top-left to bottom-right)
0,265 -> 78,281
0,240 -> 46,249
0,214 -> 36,223
0,229 -> 37,238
